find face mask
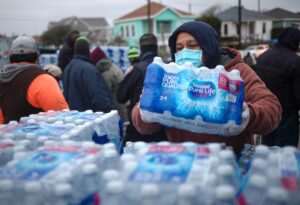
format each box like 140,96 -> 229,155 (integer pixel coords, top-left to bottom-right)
175,48 -> 203,67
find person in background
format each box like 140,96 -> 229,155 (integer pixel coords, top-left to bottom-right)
62,36 -> 115,113
44,64 -> 62,81
243,44 -> 270,71
90,46 -> 128,121
0,35 -> 69,124
58,30 -> 80,72
131,22 -> 282,154
256,27 -> 300,147
117,33 -> 167,143
127,46 -> 140,65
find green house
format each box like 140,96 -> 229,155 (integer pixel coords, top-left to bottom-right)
113,2 -> 195,47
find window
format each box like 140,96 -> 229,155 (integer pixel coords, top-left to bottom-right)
126,25 -> 129,37
224,24 -> 228,35
262,22 -> 266,34
131,25 -> 135,37
121,26 -> 124,37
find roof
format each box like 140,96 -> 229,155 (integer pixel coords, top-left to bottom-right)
116,2 -> 193,21
216,6 -> 273,22
264,8 -> 300,19
50,16 -> 108,31
80,17 -> 108,28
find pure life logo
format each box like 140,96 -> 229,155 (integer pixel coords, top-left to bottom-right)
188,80 -> 216,100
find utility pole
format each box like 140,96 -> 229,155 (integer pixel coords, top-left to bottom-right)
238,0 -> 242,49
147,0 -> 152,33
258,0 -> 261,13
188,0 -> 192,13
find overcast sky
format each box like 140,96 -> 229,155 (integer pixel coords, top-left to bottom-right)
1,0 -> 299,36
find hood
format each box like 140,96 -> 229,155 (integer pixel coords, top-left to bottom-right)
65,30 -> 80,48
96,59 -> 112,73
168,21 -> 222,68
0,63 -> 41,83
276,27 -> 300,52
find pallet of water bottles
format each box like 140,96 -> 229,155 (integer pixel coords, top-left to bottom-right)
0,109 -> 123,156
0,139 -> 300,204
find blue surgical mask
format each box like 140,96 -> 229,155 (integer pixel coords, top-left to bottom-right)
175,48 -> 203,67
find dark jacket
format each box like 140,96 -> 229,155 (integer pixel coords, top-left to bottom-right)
117,51 -> 167,142
255,29 -> 300,146
58,32 -> 78,71
62,55 -> 115,113
256,45 -> 300,117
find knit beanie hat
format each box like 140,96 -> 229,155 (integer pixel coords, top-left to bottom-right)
74,36 -> 90,58
168,21 -> 222,68
90,46 -> 107,65
127,47 -> 140,59
277,27 -> 300,52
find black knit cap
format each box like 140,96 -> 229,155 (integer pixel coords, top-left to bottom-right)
168,21 -> 222,68
140,33 -> 158,54
277,27 -> 300,52
74,36 -> 90,58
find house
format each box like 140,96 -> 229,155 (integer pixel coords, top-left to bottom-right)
216,6 -> 273,42
113,2 -> 195,47
48,16 -> 111,44
264,8 -> 300,29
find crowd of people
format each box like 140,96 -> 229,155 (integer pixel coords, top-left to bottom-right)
0,21 -> 299,154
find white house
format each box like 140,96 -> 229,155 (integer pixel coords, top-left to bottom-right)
49,16 -> 111,44
216,6 -> 273,42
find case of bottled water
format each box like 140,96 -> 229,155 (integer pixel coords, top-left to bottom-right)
139,57 -> 245,136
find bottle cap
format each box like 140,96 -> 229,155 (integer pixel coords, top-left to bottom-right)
266,187 -> 288,202
82,163 -> 98,175
141,184 -> 159,197
216,185 -> 235,200
24,182 -> 41,193
178,184 -> 197,197
106,180 -> 124,194
0,179 -> 13,191
54,183 -> 72,196
249,174 -> 267,188
102,169 -> 120,181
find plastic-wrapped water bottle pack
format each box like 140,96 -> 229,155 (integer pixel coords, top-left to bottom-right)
0,141 -> 121,205
0,110 -> 123,154
238,144 -> 300,205
140,57 -> 245,136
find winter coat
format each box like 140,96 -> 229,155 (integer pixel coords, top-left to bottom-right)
62,54 -> 115,113
117,51 -> 167,142
132,47 -> 282,154
96,59 -> 128,120
256,40 -> 300,146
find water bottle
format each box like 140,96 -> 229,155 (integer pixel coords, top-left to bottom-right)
0,179 -> 14,205
53,183 -> 77,205
202,173 -> 218,205
253,145 -> 269,160
102,149 -> 119,170
139,183 -> 160,205
217,164 -> 240,193
100,169 -> 121,194
81,163 -> 101,198
22,181 -> 44,205
243,174 -> 268,205
102,180 -> 124,205
176,184 -> 198,205
215,185 -> 238,205
218,150 -> 240,177
262,186 -> 288,205
247,158 -> 267,177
